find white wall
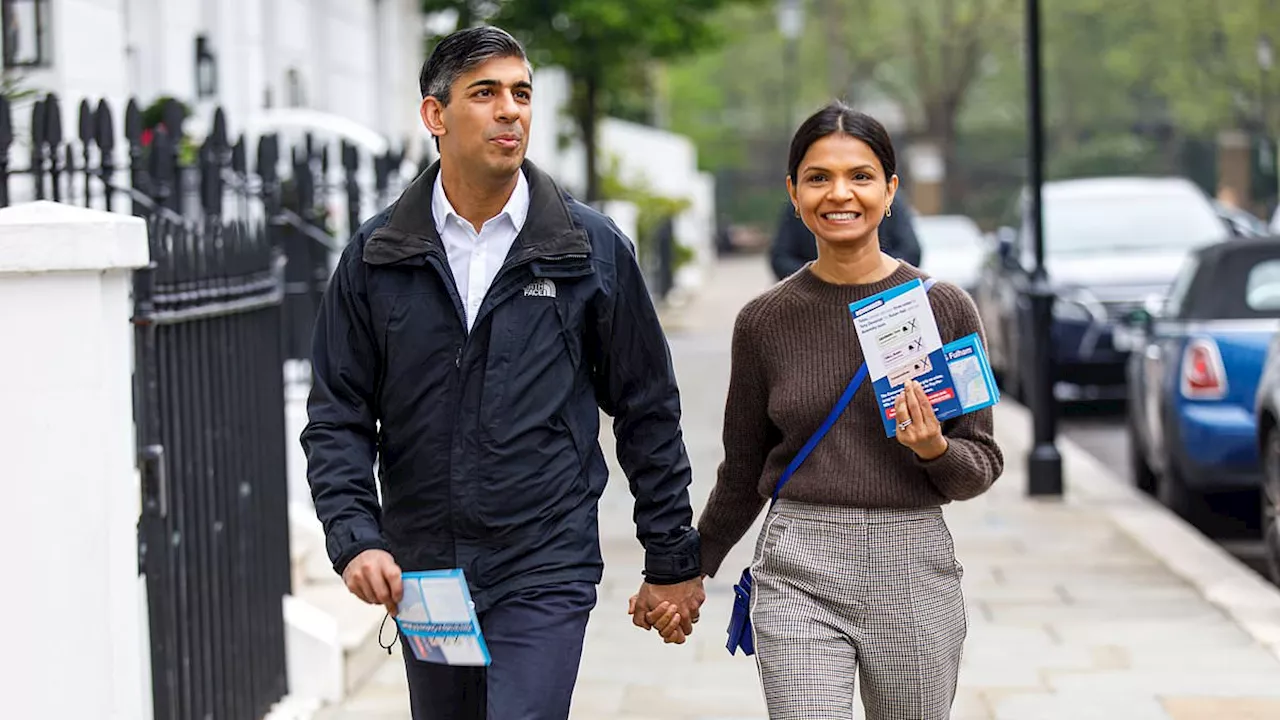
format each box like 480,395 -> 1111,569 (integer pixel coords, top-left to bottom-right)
523,66 -> 576,191
26,0 -> 132,103
568,116 -> 716,288
0,202 -> 151,720
13,0 -> 427,162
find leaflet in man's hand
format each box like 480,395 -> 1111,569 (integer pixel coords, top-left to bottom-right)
394,569 -> 491,666
848,279 -> 998,436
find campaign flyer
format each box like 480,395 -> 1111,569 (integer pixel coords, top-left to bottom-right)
394,569 -> 491,666
943,332 -> 1000,414
848,278 -> 964,437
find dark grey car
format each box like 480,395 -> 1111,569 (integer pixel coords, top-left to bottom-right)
1252,330 -> 1280,584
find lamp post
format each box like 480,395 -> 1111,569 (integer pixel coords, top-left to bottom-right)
777,0 -> 803,132
1023,0 -> 1062,496
1260,34 -> 1275,210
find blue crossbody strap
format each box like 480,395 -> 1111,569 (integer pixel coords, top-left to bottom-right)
768,277 -> 938,504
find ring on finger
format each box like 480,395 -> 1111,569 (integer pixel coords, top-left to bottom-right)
898,418 -> 913,430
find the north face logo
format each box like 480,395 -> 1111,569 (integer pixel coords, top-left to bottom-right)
523,278 -> 556,298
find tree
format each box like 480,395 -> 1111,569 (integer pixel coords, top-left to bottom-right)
422,0 -> 764,202
863,0 -> 1021,210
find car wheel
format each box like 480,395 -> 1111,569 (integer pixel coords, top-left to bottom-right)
1156,461 -> 1200,522
1126,415 -> 1157,495
1263,429 -> 1280,585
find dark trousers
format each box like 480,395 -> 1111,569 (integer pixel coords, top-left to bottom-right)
401,581 -> 597,720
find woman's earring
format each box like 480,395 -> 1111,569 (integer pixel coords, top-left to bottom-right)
886,205 -> 893,218
793,206 -> 800,218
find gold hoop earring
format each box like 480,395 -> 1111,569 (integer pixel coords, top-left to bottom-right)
886,206 -> 893,218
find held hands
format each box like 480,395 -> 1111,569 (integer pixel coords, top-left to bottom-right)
342,549 -> 403,616
627,576 -> 706,645
893,380 -> 949,461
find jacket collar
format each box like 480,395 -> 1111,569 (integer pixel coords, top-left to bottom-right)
363,159 -> 590,266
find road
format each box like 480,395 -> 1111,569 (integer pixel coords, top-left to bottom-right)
1058,400 -> 1274,583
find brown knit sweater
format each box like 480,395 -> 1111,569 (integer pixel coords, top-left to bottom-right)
697,261 -> 1004,578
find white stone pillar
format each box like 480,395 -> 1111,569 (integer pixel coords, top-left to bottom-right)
0,201 -> 151,720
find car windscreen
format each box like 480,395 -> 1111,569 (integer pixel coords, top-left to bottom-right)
1186,247 -> 1280,319
1042,191 -> 1226,255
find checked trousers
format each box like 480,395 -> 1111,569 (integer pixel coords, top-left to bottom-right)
749,500 -> 967,719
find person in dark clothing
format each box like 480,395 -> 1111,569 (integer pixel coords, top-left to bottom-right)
302,26 -> 704,720
770,195 -> 921,280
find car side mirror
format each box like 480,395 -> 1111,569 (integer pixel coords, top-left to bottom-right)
1124,306 -> 1154,334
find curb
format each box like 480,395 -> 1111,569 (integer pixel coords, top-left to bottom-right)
995,400 -> 1280,662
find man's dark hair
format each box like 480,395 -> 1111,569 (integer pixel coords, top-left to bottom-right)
786,101 -> 897,184
419,26 -> 528,105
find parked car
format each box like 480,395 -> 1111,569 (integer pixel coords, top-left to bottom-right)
915,214 -> 987,295
1252,327 -> 1280,584
973,176 -> 1235,403
1124,237 -> 1280,531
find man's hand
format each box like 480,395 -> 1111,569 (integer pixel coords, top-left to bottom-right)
628,577 -> 705,644
342,549 -> 403,616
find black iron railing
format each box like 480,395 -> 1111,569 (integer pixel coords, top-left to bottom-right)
0,91 -> 407,720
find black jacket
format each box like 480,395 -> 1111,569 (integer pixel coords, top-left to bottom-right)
302,161 -> 701,612
769,200 -> 922,280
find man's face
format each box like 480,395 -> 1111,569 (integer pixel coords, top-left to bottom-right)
424,55 -> 533,180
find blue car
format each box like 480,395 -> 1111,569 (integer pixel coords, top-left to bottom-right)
1125,237 -> 1280,522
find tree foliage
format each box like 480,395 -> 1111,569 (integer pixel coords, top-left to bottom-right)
421,0 -> 765,201
663,0 -> 1280,226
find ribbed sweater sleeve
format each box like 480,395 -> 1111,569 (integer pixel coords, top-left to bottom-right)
697,303 -> 774,578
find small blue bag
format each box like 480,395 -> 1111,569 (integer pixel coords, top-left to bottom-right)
725,278 -> 936,656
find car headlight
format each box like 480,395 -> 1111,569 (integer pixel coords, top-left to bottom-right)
1051,287 -> 1106,324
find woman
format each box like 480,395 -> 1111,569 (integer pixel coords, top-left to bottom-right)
650,102 -> 1003,718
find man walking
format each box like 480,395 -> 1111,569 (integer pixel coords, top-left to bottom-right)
302,25 -> 704,720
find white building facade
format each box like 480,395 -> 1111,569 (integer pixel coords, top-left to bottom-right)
4,0 -> 428,159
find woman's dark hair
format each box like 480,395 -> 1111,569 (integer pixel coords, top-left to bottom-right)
787,102 -> 897,184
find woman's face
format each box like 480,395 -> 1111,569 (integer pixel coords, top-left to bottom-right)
787,133 -> 898,248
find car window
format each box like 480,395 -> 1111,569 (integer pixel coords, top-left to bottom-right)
1163,255 -> 1200,317
1042,188 -> 1224,255
1247,260 -> 1280,311
1192,249 -> 1280,319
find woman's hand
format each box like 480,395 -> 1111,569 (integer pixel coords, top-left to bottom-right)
893,380 -> 948,460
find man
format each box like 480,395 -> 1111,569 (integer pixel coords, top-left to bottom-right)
302,26 -> 704,720
769,195 -> 922,280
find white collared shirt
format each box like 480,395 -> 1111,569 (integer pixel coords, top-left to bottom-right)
432,169 -> 530,331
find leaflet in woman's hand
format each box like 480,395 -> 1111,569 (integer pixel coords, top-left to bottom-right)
394,569 -> 491,666
848,279 -> 965,436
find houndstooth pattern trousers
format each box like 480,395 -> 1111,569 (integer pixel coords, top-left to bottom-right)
748,500 -> 967,719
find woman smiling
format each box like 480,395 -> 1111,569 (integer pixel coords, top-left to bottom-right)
691,102 -> 1003,719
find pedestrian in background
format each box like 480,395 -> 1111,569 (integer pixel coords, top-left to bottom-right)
302,25 -> 704,720
656,101 -> 1003,719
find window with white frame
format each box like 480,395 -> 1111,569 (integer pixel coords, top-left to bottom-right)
2,0 -> 51,68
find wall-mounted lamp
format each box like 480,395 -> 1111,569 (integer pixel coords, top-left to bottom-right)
195,35 -> 218,99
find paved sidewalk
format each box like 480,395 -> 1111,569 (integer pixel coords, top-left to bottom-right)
318,256 -> 1280,720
